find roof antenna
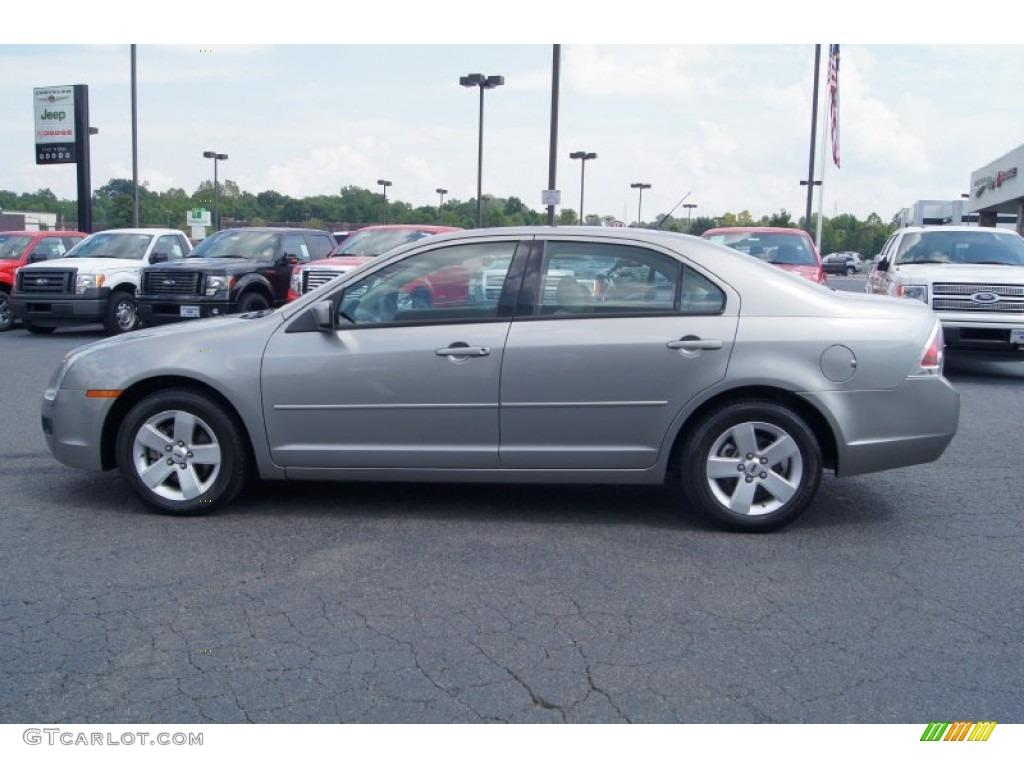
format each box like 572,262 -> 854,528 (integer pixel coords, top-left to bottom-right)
654,191 -> 692,230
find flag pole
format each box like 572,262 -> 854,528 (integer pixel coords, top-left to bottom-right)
815,61 -> 828,252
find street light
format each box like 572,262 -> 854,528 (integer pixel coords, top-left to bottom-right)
630,182 -> 651,227
377,179 -> 392,223
569,151 -> 597,225
202,150 -> 228,231
436,187 -> 448,225
683,202 -> 698,230
460,72 -> 504,228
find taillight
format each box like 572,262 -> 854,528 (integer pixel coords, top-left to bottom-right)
915,322 -> 944,376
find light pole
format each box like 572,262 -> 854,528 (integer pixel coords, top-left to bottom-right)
569,151 -> 597,225
202,150 -> 228,230
460,73 -> 504,228
683,202 -> 698,231
630,182 -> 651,227
436,188 -> 447,225
377,179 -> 392,223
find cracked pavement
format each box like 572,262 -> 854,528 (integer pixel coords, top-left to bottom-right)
1,331 -> 1022,723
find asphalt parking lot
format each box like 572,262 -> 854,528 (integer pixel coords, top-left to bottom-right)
2,283 -> 1023,724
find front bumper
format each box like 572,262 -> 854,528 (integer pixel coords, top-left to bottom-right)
137,295 -> 237,324
801,375 -> 960,477
41,387 -> 114,471
12,288 -> 110,326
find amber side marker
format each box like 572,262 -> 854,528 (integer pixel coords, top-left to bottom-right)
85,390 -> 124,399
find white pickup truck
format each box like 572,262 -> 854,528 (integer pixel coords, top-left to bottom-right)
13,228 -> 192,335
866,225 -> 1024,357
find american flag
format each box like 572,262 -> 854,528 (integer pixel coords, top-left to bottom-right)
828,44 -> 840,168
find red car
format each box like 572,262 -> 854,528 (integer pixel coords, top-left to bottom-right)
0,230 -> 88,331
701,226 -> 827,285
288,224 -> 462,301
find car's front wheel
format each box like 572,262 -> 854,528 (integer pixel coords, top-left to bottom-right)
680,399 -> 822,532
104,291 -> 139,334
238,292 -> 270,313
115,388 -> 251,515
0,290 -> 13,332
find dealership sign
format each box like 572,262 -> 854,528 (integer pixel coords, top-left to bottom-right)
973,166 -> 1018,198
34,86 -> 77,164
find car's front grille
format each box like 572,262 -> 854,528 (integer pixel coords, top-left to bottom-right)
302,269 -> 346,293
143,270 -> 201,295
17,268 -> 75,294
932,282 -> 1024,313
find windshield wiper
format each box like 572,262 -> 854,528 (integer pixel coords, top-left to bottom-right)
967,260 -> 1013,265
192,254 -> 247,259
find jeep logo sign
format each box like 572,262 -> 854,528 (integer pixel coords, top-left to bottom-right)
33,85 -> 78,165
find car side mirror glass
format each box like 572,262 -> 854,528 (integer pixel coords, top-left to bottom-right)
877,257 -> 889,272
150,252 -> 168,264
27,251 -> 45,263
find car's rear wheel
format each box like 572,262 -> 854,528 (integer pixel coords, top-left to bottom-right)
115,388 -> 251,515
104,291 -> 139,334
846,265 -> 855,276
24,321 -> 56,335
680,399 -> 822,532
0,290 -> 12,332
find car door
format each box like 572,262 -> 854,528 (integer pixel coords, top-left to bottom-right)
498,238 -> 739,470
261,237 -> 528,470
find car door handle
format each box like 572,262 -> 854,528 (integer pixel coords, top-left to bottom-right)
435,345 -> 491,357
667,337 -> 723,351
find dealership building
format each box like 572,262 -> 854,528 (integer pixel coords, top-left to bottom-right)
966,144 -> 1024,234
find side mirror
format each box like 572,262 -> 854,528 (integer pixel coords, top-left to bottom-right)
150,252 -> 169,264
312,299 -> 333,331
26,251 -> 46,263
876,257 -> 889,272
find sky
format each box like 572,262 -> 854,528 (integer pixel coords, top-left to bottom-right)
3,3 -> 1024,225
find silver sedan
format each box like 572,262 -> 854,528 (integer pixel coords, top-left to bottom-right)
41,227 -> 959,532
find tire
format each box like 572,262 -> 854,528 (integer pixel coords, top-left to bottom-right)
0,290 -> 12,332
846,266 -> 855,276
103,291 -> 139,334
238,292 -> 270,313
680,399 -> 822,532
115,388 -> 251,515
24,321 -> 56,335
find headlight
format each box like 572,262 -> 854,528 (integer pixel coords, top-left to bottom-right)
75,274 -> 105,294
205,275 -> 233,296
290,270 -> 302,294
897,284 -> 928,303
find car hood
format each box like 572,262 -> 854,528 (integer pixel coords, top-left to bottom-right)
168,257 -> 275,274
892,263 -> 1024,282
24,257 -> 142,273
305,256 -> 374,269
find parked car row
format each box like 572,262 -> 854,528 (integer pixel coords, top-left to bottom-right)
38,226 -> 961,532
3,225 -> 465,336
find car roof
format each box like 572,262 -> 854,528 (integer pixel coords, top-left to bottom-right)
702,226 -> 812,236
897,225 -> 1022,235
0,230 -> 87,236
348,224 -> 462,233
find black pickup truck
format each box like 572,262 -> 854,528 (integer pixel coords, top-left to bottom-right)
137,227 -> 335,324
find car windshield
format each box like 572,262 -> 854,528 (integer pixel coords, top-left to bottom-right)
65,233 -> 153,259
895,230 -> 1024,265
706,232 -> 818,266
0,235 -> 33,259
332,228 -> 437,257
189,230 -> 280,260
